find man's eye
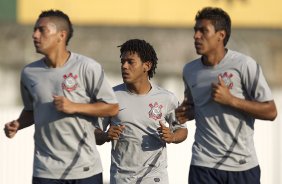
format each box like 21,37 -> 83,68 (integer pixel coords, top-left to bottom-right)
39,28 -> 45,32
121,60 -> 128,65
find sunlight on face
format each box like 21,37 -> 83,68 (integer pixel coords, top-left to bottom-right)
47,22 -> 58,34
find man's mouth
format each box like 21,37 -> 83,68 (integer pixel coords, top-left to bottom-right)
34,41 -> 40,47
194,42 -> 202,48
122,72 -> 129,78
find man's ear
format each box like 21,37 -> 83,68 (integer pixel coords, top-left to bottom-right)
218,30 -> 226,42
58,30 -> 67,43
143,61 -> 152,72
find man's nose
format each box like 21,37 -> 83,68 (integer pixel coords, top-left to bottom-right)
121,61 -> 128,69
194,31 -> 201,40
32,29 -> 39,39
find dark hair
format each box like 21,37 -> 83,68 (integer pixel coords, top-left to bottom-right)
39,9 -> 73,45
118,39 -> 158,79
195,7 -> 231,46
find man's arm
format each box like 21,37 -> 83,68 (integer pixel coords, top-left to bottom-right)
158,121 -> 188,144
94,128 -> 110,145
95,125 -> 125,145
175,90 -> 195,124
53,95 -> 119,117
224,98 -> 276,121
212,76 -> 277,121
4,109 -> 34,138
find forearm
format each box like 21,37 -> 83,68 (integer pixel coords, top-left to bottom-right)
229,97 -> 277,121
172,128 -> 188,144
94,128 -> 110,145
175,100 -> 195,124
17,110 -> 34,130
74,102 -> 119,117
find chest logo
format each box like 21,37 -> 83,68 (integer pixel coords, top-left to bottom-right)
148,102 -> 163,120
219,72 -> 233,89
62,73 -> 78,92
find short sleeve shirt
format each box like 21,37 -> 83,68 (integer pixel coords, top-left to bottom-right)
20,52 -> 118,179
183,50 -> 273,171
101,83 -> 186,184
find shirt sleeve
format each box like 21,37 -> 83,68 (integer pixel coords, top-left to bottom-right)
165,93 -> 187,131
242,57 -> 273,102
85,62 -> 118,104
20,71 -> 33,111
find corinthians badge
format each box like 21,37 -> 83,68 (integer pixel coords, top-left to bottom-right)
62,73 -> 78,92
148,102 -> 163,120
219,72 -> 233,89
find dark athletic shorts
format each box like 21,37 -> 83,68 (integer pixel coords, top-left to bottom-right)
32,173 -> 103,184
188,165 -> 260,184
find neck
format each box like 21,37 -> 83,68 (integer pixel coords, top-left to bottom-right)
202,48 -> 227,66
44,50 -> 70,68
126,80 -> 152,95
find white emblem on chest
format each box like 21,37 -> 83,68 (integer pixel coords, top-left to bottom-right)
220,72 -> 234,89
148,102 -> 163,120
62,73 -> 78,92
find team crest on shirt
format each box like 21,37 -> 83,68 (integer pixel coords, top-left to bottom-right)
62,73 -> 78,92
219,72 -> 233,89
148,102 -> 163,120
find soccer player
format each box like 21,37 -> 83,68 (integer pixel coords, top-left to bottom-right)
95,39 -> 188,184
4,9 -> 118,184
175,7 -> 277,184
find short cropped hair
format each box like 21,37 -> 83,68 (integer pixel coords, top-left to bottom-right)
118,39 -> 158,79
195,7 -> 231,46
39,9 -> 73,45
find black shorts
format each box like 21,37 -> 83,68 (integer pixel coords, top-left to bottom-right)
32,173 -> 103,184
188,165 -> 260,184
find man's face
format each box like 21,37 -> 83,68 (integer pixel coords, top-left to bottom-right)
32,17 -> 60,55
193,19 -> 223,56
120,51 -> 149,84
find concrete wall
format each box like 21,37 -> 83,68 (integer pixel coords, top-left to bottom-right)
0,24 -> 281,106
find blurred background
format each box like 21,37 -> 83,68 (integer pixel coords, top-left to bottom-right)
0,0 -> 281,183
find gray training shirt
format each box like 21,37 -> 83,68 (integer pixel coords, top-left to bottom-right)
183,49 -> 273,171
100,83 -> 186,184
21,52 -> 118,179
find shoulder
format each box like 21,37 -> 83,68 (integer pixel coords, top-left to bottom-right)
152,85 -> 179,110
154,84 -> 174,95
71,52 -> 102,69
22,58 -> 44,73
113,83 -> 126,92
152,84 -> 178,103
24,58 -> 44,68
183,58 -> 201,72
228,50 -> 257,66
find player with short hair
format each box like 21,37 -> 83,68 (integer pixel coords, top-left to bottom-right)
95,39 -> 188,184
176,7 -> 277,184
4,9 -> 119,184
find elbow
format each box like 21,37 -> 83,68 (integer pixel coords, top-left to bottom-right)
263,101 -> 278,121
94,129 -> 108,145
263,107 -> 277,121
95,140 -> 104,146
269,110 -> 277,121
268,103 -> 278,121
184,128 -> 188,141
109,104 -> 119,117
174,128 -> 188,144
